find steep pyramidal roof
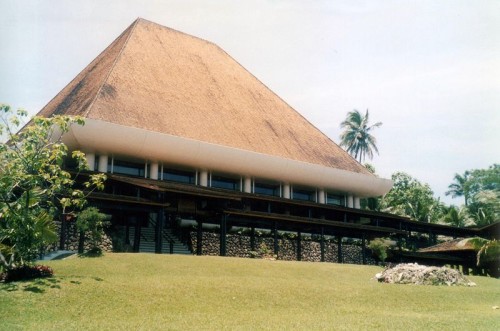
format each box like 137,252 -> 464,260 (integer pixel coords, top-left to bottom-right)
39,18 -> 370,175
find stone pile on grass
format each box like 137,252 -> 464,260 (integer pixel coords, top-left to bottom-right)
375,263 -> 476,286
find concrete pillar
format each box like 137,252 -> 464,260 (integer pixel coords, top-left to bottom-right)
199,170 -> 208,187
354,196 -> 361,209
150,162 -> 159,180
98,154 -> 108,173
85,152 -> 95,171
318,189 -> 325,204
243,176 -> 252,193
347,194 -> 354,208
283,183 -> 290,199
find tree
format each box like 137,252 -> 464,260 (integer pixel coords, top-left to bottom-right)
360,163 -> 381,211
467,190 -> 500,227
0,104 -> 106,270
380,172 -> 443,223
445,172 -> 471,206
446,165 -> 499,226
477,239 -> 500,277
441,205 -> 471,228
368,238 -> 392,263
76,207 -> 110,256
339,109 -> 382,163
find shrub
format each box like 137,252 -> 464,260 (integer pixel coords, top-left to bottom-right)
477,239 -> 500,277
76,207 -> 110,255
0,264 -> 54,283
368,238 -> 392,263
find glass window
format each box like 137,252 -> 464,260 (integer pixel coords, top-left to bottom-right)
162,167 -> 196,184
326,193 -> 345,206
254,181 -> 280,197
211,174 -> 240,191
292,187 -> 316,202
112,159 -> 145,177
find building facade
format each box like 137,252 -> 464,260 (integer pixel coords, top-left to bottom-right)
35,19 -> 494,268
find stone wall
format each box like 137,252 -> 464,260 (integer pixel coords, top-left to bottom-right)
53,220 -> 113,253
189,231 -> 377,265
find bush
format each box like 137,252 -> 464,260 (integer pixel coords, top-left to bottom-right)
477,239 -> 500,277
0,264 -> 54,283
76,207 -> 110,254
368,238 -> 392,263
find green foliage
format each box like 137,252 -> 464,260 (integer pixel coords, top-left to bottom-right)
339,109 -> 382,163
76,207 -> 110,255
441,205 -> 472,228
249,243 -> 276,259
380,172 -> 443,223
446,165 -> 499,226
360,163 -> 382,211
368,238 -> 391,262
467,190 -> 499,226
445,171 -> 471,206
477,239 -> 500,277
0,104 -> 106,269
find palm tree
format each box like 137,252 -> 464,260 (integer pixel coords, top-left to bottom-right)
339,109 -> 382,163
441,205 -> 470,228
445,172 -> 470,206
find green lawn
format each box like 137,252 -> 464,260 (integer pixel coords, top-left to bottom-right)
1,253 -> 499,330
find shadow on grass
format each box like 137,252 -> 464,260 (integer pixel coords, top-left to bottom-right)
1,274 -> 104,293
1,277 -> 62,294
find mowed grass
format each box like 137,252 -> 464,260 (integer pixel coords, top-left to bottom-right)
1,253 -> 499,330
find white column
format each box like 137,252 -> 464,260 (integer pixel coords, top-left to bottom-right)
150,162 -> 159,180
354,197 -> 361,209
243,176 -> 252,193
98,154 -> 108,173
199,170 -> 208,187
283,183 -> 290,199
318,189 -> 325,204
85,152 -> 95,171
347,194 -> 354,208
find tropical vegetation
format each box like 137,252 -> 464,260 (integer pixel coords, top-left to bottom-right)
361,164 -> 498,228
0,104 -> 105,272
339,109 -> 382,163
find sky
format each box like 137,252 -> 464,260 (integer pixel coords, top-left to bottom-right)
1,0 -> 499,205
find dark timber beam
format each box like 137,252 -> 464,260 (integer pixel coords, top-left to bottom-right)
362,233 -> 366,265
337,236 -> 343,263
297,232 -> 302,261
155,209 -> 164,254
220,214 -> 227,256
320,227 -> 325,262
197,221 -> 203,256
250,227 -> 255,251
134,219 -> 141,253
273,222 -> 278,255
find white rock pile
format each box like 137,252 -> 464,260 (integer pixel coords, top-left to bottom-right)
375,263 -> 476,286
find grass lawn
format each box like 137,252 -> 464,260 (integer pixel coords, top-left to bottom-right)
1,253 -> 499,330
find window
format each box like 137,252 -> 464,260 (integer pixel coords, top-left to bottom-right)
162,167 -> 196,184
254,180 -> 280,197
292,187 -> 316,202
211,174 -> 240,191
112,159 -> 145,177
326,193 -> 345,206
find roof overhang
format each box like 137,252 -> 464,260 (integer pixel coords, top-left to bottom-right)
63,119 -> 393,197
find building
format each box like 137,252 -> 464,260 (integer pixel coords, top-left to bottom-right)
36,18 -> 495,265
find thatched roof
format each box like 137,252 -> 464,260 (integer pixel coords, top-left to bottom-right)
38,18 -> 370,175
418,239 -> 477,253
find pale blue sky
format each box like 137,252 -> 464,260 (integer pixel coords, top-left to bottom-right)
1,0 -> 499,205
